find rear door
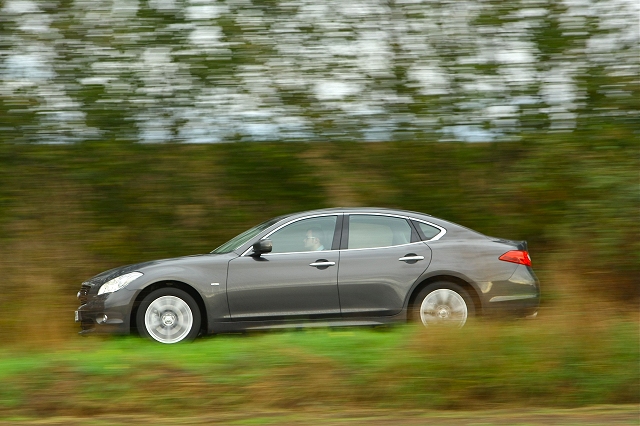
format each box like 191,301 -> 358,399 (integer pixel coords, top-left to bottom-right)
337,214 -> 432,317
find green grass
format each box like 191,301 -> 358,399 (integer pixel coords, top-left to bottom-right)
0,317 -> 637,419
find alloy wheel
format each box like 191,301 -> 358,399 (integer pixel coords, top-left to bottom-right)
144,295 -> 194,343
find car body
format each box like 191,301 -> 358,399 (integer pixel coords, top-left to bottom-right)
76,207 -> 540,343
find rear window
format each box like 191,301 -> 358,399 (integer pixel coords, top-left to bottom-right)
347,215 -> 412,249
415,222 -> 442,240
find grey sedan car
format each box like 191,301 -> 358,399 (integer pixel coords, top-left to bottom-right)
76,208 -> 540,343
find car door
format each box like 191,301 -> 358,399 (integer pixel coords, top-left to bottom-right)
226,214 -> 342,321
337,214 -> 432,317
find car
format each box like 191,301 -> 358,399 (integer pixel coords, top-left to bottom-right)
75,207 -> 540,343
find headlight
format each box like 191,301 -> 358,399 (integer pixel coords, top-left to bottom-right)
98,272 -> 143,295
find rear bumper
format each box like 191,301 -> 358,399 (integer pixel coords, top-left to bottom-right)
484,294 -> 539,318
481,265 -> 540,318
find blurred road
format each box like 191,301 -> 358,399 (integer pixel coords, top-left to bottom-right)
2,405 -> 638,425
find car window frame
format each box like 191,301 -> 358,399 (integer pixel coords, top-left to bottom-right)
211,216 -> 285,254
340,213 -> 424,251
240,213 -> 343,257
411,218 -> 447,242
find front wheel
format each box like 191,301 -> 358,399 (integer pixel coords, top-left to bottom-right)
137,287 -> 201,343
412,282 -> 475,328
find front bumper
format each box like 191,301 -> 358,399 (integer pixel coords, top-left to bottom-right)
75,290 -> 134,335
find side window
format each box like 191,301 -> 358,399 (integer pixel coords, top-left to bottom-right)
415,222 -> 442,240
347,215 -> 412,249
268,216 -> 338,254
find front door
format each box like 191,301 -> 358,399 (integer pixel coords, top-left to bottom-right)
227,215 -> 341,320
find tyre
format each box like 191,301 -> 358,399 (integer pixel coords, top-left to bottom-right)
412,281 -> 475,328
137,287 -> 201,343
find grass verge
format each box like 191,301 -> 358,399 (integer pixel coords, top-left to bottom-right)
0,312 -> 637,419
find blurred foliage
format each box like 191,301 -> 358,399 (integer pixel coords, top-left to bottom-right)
0,139 -> 638,345
0,140 -> 637,273
0,319 -> 637,417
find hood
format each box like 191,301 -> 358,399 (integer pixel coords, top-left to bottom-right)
83,254 -> 210,286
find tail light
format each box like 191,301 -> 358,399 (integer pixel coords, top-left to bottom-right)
499,250 -> 532,267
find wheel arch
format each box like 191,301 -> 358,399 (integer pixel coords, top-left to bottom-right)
407,274 -> 482,316
131,281 -> 208,335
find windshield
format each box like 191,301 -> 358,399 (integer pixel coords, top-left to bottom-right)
211,217 -> 283,254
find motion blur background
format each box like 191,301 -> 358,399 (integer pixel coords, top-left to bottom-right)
0,0 -> 638,420
0,0 -> 640,425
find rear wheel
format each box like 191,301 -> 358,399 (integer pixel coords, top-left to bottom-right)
412,282 -> 474,328
137,287 -> 201,343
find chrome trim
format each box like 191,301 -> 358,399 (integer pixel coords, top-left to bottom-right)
346,212 -> 446,242
347,212 -> 421,222
249,249 -> 338,257
239,211 -> 447,256
339,241 -> 425,253
411,218 -> 447,241
489,294 -> 538,302
344,212 -> 440,251
309,261 -> 336,267
398,255 -> 425,261
240,213 -> 341,257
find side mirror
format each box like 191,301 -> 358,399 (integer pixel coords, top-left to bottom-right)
252,239 -> 272,256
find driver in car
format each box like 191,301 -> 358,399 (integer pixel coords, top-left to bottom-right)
304,227 -> 325,251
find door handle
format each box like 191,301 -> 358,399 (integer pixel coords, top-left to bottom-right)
309,261 -> 336,267
398,255 -> 425,262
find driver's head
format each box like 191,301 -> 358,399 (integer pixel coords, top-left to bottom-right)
304,227 -> 324,251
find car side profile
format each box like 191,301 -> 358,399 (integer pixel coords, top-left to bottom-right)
75,208 -> 540,343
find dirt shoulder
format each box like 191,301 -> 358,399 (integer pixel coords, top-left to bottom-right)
2,405 -> 638,425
